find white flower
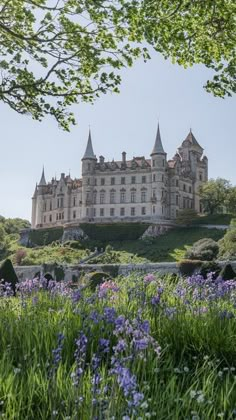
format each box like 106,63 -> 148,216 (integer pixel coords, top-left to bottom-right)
196,394 -> 205,403
190,390 -> 197,398
13,368 -> 21,374
184,366 -> 189,373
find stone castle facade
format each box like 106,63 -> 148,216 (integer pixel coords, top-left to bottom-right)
31,125 -> 208,229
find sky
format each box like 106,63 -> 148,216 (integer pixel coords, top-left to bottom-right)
0,52 -> 235,222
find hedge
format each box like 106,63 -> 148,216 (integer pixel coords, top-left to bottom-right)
29,227 -> 63,246
80,223 -> 149,241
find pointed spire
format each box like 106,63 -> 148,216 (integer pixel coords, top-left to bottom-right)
39,167 -> 46,186
151,123 -> 166,155
82,129 -> 96,160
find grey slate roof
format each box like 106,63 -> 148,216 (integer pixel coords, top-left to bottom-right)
82,130 -> 96,160
39,167 -> 46,186
151,123 -> 166,155
183,130 -> 203,150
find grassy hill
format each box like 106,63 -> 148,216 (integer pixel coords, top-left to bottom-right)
3,226 -> 225,266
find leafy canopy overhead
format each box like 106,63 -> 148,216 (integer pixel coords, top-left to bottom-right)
0,0 -> 235,130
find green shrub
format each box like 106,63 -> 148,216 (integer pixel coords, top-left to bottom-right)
178,259 -> 203,277
219,264 -> 236,280
80,223 -> 149,241
199,261 -> 221,279
29,227 -> 63,246
185,238 -> 219,261
0,259 -> 18,291
64,240 -> 84,250
219,227 -> 236,260
175,209 -> 199,226
84,271 -> 110,291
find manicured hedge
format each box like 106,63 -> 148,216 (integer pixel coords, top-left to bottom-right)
29,227 -> 63,246
80,223 -> 149,241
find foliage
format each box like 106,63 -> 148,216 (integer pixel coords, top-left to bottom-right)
191,213 -> 235,226
0,258 -> 18,291
219,226 -> 236,260
185,238 -> 219,261
178,259 -> 203,277
225,187 -> 236,214
83,271 -> 110,291
0,1 -> 235,129
175,209 -> 199,225
29,227 -> 63,246
198,178 -> 231,215
80,223 -> 149,241
219,264 -> 236,281
0,273 -> 236,417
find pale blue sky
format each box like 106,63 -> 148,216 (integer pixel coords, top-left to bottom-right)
0,53 -> 235,222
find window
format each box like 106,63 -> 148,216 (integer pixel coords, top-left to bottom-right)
49,214 -> 52,222
120,191 -> 126,203
153,206 -> 156,214
199,173 -> 203,181
131,207 -> 135,216
57,198 -> 60,208
50,201 -> 52,211
59,213 -> 61,220
141,207 -> 146,215
93,208 -> 96,217
87,178 -> 90,185
86,208 -> 89,216
101,178 -> 105,186
94,178 -> 97,186
131,176 -> 136,184
142,176 -> 146,184
100,192 -> 105,204
43,202 -> 47,211
73,197 -> 76,207
176,179 -> 179,187
189,186 -> 192,193
161,190 -> 164,198
153,174 -> 156,182
43,215 -> 46,223
88,163 -> 91,171
153,160 -> 155,167
131,191 -> 136,203
86,193 -> 90,202
163,159 -> 165,167
100,208 -> 104,217
56,213 -> 58,221
110,208 -> 115,216
141,191 -> 146,203
110,190 -> 115,204
62,212 -> 64,219
111,177 -> 115,185
121,177 -> 126,185
73,210 -> 76,219
183,184 -> 186,192
93,192 -> 97,204
120,208 -> 125,216
176,195 -> 179,205
162,175 -> 164,182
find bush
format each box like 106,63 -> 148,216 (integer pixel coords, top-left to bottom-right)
175,209 -> 199,226
0,259 -> 18,291
178,259 -> 203,277
199,261 -> 221,279
185,238 -> 219,261
218,227 -> 236,260
219,264 -> 236,280
83,271 -> 110,291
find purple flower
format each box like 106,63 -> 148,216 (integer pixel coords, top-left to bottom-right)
103,307 -> 116,324
99,338 -> 110,353
50,332 -> 65,377
133,338 -> 149,352
73,332 -> 88,386
71,289 -> 81,304
114,339 -> 127,353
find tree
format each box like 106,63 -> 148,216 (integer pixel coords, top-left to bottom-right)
199,178 -> 231,215
0,1 -> 235,130
225,187 -> 236,214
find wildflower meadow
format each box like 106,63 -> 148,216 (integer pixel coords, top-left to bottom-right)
0,272 -> 236,419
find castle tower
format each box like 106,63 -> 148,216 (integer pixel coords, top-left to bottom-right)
150,124 -> 167,218
81,130 -> 97,219
35,167 -> 47,227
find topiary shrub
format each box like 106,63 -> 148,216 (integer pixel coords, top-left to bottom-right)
84,271 -> 110,291
219,264 -> 236,280
0,259 -> 18,292
178,259 -> 203,277
185,238 -> 219,261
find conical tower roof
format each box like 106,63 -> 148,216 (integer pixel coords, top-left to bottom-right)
39,167 -> 46,186
183,129 -> 203,150
151,123 -> 166,155
82,130 -> 96,160
32,183 -> 38,198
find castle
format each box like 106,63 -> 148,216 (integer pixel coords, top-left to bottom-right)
31,124 -> 208,229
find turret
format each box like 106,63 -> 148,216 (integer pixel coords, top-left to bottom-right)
150,124 -> 167,219
81,130 -> 97,219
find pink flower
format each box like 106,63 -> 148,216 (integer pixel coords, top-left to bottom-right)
144,274 -> 155,284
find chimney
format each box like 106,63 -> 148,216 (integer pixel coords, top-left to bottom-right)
122,152 -> 126,164
99,156 -> 105,164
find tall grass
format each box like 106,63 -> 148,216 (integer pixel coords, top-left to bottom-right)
0,273 -> 236,419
